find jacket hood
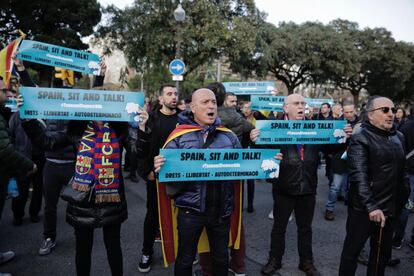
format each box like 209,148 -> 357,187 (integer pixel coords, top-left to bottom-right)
178,109 -> 222,133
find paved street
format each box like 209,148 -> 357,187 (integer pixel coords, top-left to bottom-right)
1,167 -> 413,275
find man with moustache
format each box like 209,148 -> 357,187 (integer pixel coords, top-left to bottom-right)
339,96 -> 409,276
251,94 -> 351,276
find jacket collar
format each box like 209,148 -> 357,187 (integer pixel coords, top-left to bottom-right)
178,110 -> 221,134
362,121 -> 396,137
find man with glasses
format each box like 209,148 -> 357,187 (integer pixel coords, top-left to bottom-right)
339,96 -> 409,276
252,94 -> 352,276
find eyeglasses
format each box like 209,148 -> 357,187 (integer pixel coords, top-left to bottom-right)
368,107 -> 397,114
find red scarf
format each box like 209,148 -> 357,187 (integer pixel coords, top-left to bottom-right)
73,122 -> 121,203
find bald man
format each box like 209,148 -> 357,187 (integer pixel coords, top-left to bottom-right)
339,96 -> 408,276
251,94 -> 346,276
154,88 -> 241,276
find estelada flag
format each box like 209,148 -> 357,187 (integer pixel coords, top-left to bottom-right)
0,32 -> 25,87
157,124 -> 243,267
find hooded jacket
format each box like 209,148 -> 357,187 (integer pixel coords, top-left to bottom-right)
164,110 -> 241,218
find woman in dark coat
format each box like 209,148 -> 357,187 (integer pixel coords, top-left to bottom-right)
24,118 -> 128,276
394,107 -> 407,130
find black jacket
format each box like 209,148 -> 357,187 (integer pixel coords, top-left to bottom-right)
263,116 -> 321,195
0,106 -> 34,178
326,115 -> 359,175
165,111 -> 241,218
269,143 -> 321,195
136,108 -> 180,179
22,119 -> 128,228
347,122 -> 408,217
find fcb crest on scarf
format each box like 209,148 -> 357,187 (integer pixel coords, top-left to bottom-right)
72,122 -> 122,203
98,168 -> 115,186
76,156 -> 92,175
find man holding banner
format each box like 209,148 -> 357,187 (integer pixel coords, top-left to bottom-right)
251,94 -> 351,276
135,84 -> 180,273
154,88 -> 242,276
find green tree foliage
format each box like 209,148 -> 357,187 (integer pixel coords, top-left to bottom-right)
96,0 -> 261,94
253,21 -> 343,94
229,17 -> 414,105
1,0 -> 101,86
326,20 -> 413,106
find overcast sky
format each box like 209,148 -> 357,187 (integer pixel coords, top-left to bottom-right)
98,0 -> 414,43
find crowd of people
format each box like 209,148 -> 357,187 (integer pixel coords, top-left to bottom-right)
0,56 -> 413,276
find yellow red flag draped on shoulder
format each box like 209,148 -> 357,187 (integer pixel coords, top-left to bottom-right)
157,124 -> 243,267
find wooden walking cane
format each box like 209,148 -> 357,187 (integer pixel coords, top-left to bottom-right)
374,224 -> 384,276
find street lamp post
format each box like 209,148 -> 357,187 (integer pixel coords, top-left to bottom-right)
174,3 -> 185,93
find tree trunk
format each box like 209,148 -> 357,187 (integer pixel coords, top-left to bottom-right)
352,91 -> 359,109
287,85 -> 294,95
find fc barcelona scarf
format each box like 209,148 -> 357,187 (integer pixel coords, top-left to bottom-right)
157,124 -> 243,267
73,122 -> 121,203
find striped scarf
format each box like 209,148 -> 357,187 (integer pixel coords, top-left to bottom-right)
72,122 -> 121,203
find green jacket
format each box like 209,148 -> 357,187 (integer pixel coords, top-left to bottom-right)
0,107 -> 33,176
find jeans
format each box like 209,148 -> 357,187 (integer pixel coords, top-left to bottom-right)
174,208 -> 230,276
141,180 -> 159,256
269,193 -> 316,265
325,173 -> 348,212
394,173 -> 414,243
75,224 -> 123,276
325,154 -> 333,186
339,209 -> 395,276
394,208 -> 410,240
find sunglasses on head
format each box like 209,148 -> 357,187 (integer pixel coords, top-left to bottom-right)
368,107 -> 397,114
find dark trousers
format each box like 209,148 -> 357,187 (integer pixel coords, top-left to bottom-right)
43,160 -> 74,240
269,193 -> 316,265
246,179 -> 254,209
75,224 -> 123,276
12,155 -> 44,219
0,174 -> 8,221
141,179 -> 159,256
128,150 -> 138,175
199,223 -> 246,275
339,208 -> 395,276
174,209 -> 230,276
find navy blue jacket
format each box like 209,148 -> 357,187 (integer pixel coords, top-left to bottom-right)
164,111 -> 241,218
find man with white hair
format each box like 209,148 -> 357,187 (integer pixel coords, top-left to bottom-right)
251,94 -> 352,276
